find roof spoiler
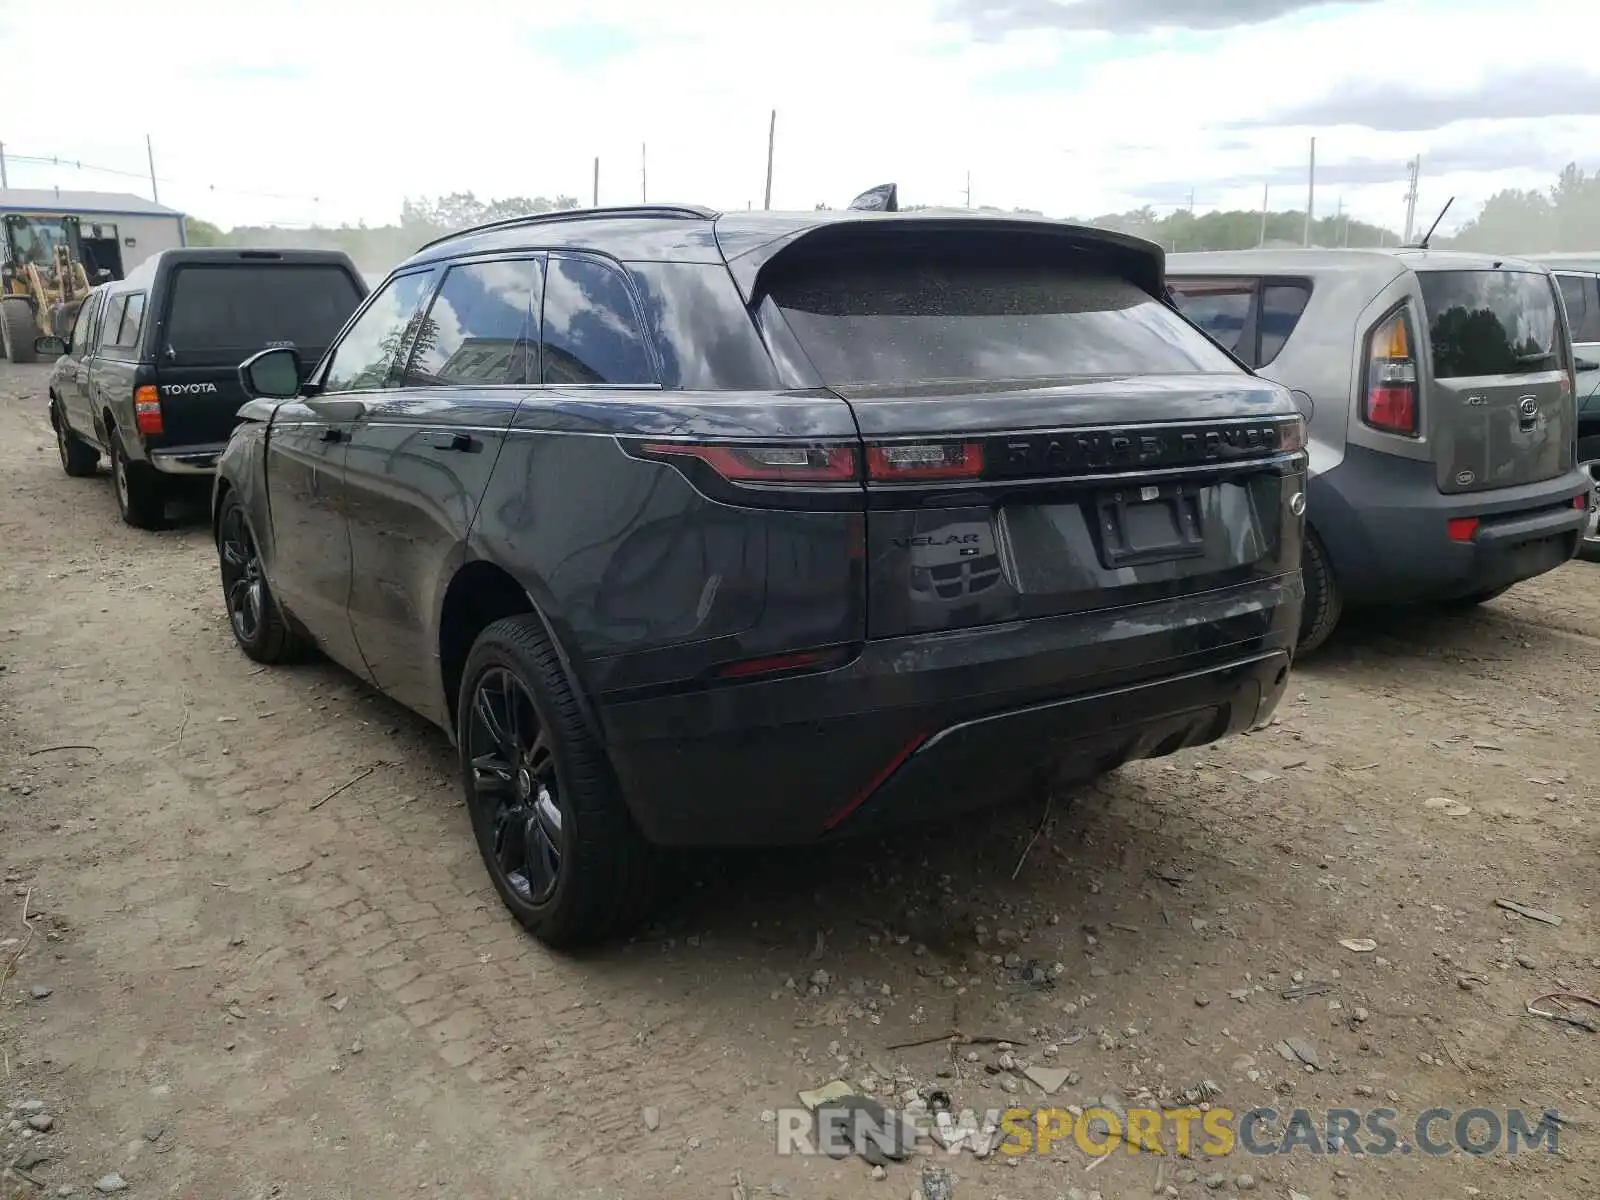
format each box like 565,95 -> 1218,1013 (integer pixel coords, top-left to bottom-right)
848,183 -> 898,212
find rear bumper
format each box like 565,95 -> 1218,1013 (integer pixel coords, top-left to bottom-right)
147,442 -> 226,475
1311,446 -> 1590,604
599,573 -> 1300,847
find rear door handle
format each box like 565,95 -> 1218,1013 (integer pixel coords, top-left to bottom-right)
429,433 -> 478,453
321,427 -> 348,443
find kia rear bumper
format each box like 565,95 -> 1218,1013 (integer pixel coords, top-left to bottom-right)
599,573 -> 1300,847
1311,446 -> 1590,604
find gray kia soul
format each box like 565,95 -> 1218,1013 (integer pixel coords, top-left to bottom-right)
1170,249 -> 1592,652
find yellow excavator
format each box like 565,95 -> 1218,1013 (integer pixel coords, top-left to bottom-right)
1,213 -> 96,363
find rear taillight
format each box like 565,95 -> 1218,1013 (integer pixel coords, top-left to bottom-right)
637,442 -> 857,483
1447,516 -> 1479,542
133,385 -> 163,436
866,441 -> 984,482
1362,309 -> 1419,437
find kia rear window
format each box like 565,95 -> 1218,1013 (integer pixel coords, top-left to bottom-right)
1418,269 -> 1563,379
768,248 -> 1237,386
165,264 -> 364,364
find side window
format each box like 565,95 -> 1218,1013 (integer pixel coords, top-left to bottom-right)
100,296 -> 128,355
1558,272 -> 1600,343
1169,279 -> 1256,362
1257,282 -> 1311,367
404,257 -> 543,387
112,293 -> 146,349
69,295 -> 97,352
322,270 -> 437,394
541,254 -> 655,386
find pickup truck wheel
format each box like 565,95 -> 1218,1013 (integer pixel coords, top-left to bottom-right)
0,297 -> 38,364
1295,528 -> 1343,656
217,492 -> 306,663
52,403 -> 100,477
111,438 -> 167,529
459,616 -> 658,948
1578,437 -> 1600,564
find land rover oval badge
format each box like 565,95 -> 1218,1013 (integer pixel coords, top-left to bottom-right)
1456,470 -> 1476,486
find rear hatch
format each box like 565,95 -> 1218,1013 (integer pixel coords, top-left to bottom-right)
760,226 -> 1305,640
152,258 -> 365,447
1416,266 -> 1575,494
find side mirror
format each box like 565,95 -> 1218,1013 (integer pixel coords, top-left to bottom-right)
1575,357 -> 1599,373
34,335 -> 68,358
239,346 -> 302,400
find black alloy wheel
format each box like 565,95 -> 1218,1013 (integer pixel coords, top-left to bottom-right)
465,667 -> 566,906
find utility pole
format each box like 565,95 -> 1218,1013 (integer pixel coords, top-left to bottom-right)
146,134 -> 159,204
763,109 -> 776,210
641,143 -> 647,203
0,142 -> 8,189
1336,195 -> 1348,246
1303,136 -> 1316,246
964,171 -> 971,208
592,156 -> 599,207
1187,187 -> 1195,214
1402,154 -> 1421,243
1258,183 -> 1269,247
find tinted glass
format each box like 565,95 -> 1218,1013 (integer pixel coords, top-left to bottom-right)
1419,269 -> 1562,379
100,296 -> 127,354
69,295 -> 96,350
625,261 -> 782,390
406,258 -> 542,387
166,264 -> 364,365
772,250 -> 1237,386
541,255 -> 656,386
1557,272 -> 1600,343
1169,280 -> 1253,357
112,293 -> 146,349
1258,283 -> 1311,367
323,271 -> 436,394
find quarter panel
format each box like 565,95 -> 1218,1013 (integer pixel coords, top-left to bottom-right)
470,389 -> 866,696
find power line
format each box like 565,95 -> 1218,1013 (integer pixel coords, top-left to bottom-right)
1,147 -> 323,206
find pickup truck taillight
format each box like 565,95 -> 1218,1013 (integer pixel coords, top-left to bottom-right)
133,386 -> 163,436
1361,308 -> 1419,437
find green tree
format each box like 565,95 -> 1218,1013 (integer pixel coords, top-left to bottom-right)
183,216 -> 225,246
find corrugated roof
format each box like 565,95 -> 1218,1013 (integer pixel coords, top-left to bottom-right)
0,188 -> 184,217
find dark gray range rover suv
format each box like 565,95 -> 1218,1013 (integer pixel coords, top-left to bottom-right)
214,204 -> 1307,944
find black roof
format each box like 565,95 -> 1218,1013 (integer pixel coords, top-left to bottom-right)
116,246 -> 363,292
395,204 -> 1167,299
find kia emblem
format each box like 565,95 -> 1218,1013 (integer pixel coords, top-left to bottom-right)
1518,396 -> 1539,417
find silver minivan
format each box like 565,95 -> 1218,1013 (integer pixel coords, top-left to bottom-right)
1169,249 -> 1592,650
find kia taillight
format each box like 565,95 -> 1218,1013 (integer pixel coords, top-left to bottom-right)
636,442 -> 857,483
133,385 -> 163,436
866,441 -> 984,482
1362,308 -> 1419,437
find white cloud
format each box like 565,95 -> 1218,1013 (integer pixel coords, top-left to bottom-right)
2,0 -> 1594,234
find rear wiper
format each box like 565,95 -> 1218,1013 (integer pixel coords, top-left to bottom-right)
1513,349 -> 1556,366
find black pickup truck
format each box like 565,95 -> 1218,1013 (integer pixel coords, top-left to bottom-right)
37,247 -> 367,528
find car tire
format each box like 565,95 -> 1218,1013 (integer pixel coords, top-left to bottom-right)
216,491 -> 308,664
1295,528 -> 1343,656
0,296 -> 38,364
458,615 -> 658,948
110,435 -> 167,529
51,402 -> 99,477
1578,435 -> 1600,564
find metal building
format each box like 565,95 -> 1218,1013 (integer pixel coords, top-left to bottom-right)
0,187 -> 186,278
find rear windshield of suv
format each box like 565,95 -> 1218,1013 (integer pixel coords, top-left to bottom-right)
1417,269 -> 1563,379
164,264 -> 364,364
768,247 -> 1237,386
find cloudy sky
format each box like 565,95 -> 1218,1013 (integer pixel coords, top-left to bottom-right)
2,0 -> 1595,234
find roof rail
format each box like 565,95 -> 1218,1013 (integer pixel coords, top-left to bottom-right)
415,204 -> 720,253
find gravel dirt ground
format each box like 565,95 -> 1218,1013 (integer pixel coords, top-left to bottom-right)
1,358 -> 1597,1200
